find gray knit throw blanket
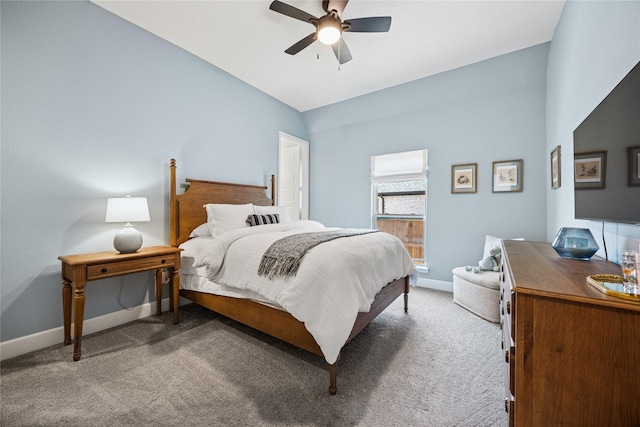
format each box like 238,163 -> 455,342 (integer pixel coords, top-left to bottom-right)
257,229 -> 378,279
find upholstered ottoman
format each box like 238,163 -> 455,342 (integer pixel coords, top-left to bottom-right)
452,267 -> 500,323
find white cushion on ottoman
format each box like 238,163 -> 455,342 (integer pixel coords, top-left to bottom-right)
452,267 -> 500,323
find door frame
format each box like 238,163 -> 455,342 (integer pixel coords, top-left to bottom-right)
278,131 -> 309,220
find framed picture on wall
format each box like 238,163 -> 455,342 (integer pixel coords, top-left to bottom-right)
551,146 -> 561,189
492,159 -> 523,193
574,151 -> 607,189
451,163 -> 477,194
629,146 -> 640,186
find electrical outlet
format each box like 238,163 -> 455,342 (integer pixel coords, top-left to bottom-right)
161,268 -> 170,285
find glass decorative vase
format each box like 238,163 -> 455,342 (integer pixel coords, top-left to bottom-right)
551,227 -> 599,260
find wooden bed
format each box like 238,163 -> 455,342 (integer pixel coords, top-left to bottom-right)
169,159 -> 410,394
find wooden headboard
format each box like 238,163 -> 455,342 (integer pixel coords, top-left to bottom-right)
169,159 -> 275,247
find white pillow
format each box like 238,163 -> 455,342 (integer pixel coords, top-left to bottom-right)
483,234 -> 524,259
483,235 -> 504,260
254,205 -> 292,223
189,223 -> 211,238
204,203 -> 254,237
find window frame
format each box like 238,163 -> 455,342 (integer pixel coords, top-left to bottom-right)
371,149 -> 428,269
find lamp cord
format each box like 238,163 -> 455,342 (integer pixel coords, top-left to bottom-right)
601,221 -> 608,261
117,274 -> 152,310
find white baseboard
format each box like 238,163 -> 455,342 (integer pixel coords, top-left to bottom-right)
0,298 -> 172,362
1,280 -> 453,362
415,277 -> 453,293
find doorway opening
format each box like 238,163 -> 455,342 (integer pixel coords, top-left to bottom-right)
278,132 -> 309,220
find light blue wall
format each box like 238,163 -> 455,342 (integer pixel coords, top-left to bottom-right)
304,45 -> 550,282
546,0 -> 640,262
3,0 -> 640,346
0,1 -> 307,342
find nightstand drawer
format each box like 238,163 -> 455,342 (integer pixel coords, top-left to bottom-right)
87,255 -> 175,280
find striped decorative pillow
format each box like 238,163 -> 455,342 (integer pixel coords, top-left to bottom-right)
246,213 -> 280,227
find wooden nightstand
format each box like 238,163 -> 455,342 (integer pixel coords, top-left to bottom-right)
58,246 -> 182,361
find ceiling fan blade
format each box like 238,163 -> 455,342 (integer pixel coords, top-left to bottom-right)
285,33 -> 317,55
269,0 -> 317,23
323,0 -> 348,16
331,38 -> 353,64
344,16 -> 392,32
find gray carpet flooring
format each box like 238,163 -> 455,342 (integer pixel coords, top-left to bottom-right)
1,287 -> 506,426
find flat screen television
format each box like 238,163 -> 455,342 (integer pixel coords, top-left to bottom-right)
573,60 -> 640,224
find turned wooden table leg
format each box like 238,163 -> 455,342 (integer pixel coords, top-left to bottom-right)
155,269 -> 162,316
169,268 -> 174,314
62,278 -> 72,346
172,267 -> 180,325
73,284 -> 86,361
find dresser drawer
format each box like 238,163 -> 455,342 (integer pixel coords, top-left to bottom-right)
501,289 -> 514,342
87,255 -> 175,280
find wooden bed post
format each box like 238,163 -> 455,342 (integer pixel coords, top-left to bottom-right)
170,159 -> 177,248
271,174 -> 276,206
169,159 -> 179,322
329,362 -> 338,395
404,276 -> 410,313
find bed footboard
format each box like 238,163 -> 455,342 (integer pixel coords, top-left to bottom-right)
177,276 -> 408,395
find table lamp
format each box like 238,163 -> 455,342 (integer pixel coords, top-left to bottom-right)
105,196 -> 150,253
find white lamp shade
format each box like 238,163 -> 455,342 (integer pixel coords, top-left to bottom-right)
105,196 -> 150,223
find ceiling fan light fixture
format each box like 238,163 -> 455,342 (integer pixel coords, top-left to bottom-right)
269,0 -> 391,64
317,16 -> 342,45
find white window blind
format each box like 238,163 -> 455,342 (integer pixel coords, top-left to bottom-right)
371,149 -> 428,183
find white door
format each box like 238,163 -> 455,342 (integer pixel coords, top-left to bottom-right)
278,132 -> 309,220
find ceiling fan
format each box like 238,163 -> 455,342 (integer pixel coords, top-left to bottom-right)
269,0 -> 392,64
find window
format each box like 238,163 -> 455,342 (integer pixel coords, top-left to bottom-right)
371,149 -> 427,267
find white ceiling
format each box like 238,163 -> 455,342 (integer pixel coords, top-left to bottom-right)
93,0 -> 565,112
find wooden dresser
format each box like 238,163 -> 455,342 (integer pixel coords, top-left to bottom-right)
500,240 -> 640,426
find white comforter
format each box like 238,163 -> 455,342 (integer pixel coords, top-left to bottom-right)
194,220 -> 417,364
